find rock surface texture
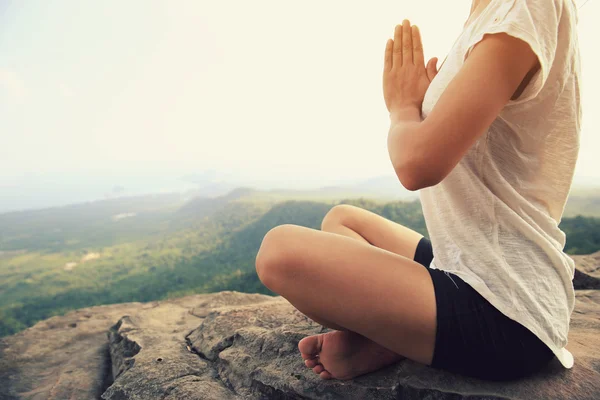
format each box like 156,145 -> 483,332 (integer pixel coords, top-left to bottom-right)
1,252 -> 600,399
572,252 -> 600,289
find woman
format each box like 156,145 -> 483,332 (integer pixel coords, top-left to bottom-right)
255,0 -> 581,382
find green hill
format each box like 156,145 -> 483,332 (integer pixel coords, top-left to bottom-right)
1,187 -> 599,337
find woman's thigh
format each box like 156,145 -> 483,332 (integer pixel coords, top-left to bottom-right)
322,204 -> 425,260
256,224 -> 437,366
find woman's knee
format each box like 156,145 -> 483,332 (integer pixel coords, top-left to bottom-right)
255,224 -> 296,285
321,204 -> 356,231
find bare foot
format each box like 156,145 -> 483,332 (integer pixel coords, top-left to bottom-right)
297,330 -> 405,380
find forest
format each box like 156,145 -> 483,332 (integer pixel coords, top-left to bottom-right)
1,188 -> 599,337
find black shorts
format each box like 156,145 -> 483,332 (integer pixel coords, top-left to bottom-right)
414,236 -> 555,381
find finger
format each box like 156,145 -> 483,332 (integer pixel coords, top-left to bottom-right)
384,39 -> 393,71
412,25 -> 424,66
393,24 -> 403,67
402,19 -> 412,65
427,57 -> 439,81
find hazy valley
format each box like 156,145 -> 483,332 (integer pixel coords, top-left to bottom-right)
1,183 -> 599,337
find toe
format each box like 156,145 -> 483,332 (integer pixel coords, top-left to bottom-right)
301,352 -> 317,361
298,334 -> 322,359
312,364 -> 324,374
319,370 -> 333,380
305,358 -> 319,368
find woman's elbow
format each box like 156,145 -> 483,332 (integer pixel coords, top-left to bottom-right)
394,161 -> 442,191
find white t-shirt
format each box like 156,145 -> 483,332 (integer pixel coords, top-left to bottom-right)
419,0 -> 581,368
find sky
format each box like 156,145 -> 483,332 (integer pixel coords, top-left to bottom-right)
0,0 -> 598,212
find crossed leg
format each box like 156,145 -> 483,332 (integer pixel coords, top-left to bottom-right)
255,209 -> 437,380
297,204 -> 426,332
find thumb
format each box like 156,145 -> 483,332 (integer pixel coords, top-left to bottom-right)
426,57 -> 439,81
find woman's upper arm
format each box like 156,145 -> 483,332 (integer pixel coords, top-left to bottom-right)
412,31 -> 540,188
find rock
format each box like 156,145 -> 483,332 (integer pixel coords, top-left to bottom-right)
1,278 -> 600,399
185,291 -> 600,400
572,251 -> 600,289
0,302 -> 142,400
101,291 -> 275,400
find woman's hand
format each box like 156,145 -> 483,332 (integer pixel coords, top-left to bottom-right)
383,19 -> 439,115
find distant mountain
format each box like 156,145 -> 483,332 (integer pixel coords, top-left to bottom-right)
340,174 -> 418,199
0,192 -> 188,252
181,170 -> 238,198
564,186 -> 600,217
216,175 -> 417,203
177,187 -> 258,218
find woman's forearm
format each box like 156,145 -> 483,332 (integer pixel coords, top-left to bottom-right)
387,106 -> 429,190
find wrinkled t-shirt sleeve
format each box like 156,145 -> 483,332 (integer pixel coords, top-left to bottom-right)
463,0 -> 562,104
